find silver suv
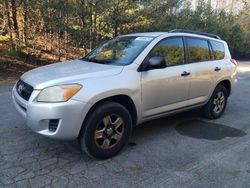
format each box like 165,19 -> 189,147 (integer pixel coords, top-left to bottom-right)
12,30 -> 237,158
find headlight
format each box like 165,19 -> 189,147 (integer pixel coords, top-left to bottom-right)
37,84 -> 81,102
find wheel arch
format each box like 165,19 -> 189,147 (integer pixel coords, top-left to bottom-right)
216,79 -> 231,97
78,94 -> 138,138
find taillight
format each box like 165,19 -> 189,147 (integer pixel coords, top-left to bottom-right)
230,59 -> 237,66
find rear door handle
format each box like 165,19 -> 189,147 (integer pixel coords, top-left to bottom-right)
214,67 -> 221,72
181,71 -> 190,77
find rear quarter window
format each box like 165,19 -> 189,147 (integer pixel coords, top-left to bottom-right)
210,40 -> 225,60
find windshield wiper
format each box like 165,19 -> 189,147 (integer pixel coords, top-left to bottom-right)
82,58 -> 112,65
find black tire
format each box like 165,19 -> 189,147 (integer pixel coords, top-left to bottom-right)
203,85 -> 228,119
79,102 -> 133,159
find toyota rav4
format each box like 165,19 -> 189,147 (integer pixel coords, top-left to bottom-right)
12,30 -> 237,159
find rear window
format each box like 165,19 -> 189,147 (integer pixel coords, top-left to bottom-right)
210,40 -> 225,60
186,38 -> 210,63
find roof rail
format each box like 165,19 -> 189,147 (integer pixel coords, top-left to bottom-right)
169,29 -> 221,40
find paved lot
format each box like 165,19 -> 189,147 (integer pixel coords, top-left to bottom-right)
0,62 -> 250,188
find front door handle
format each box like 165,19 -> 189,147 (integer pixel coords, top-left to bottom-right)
181,71 -> 190,77
214,67 -> 221,72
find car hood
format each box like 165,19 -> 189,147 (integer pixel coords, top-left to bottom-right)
21,59 -> 124,89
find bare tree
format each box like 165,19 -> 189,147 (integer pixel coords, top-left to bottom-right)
22,0 -> 28,45
4,0 -> 14,50
10,0 -> 20,44
207,0 -> 211,6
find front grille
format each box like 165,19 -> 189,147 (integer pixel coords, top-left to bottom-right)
16,80 -> 33,101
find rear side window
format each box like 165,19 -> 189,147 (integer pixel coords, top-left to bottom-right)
149,37 -> 184,66
210,40 -> 225,60
186,38 -> 210,63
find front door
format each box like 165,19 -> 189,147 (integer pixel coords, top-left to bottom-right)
141,37 -> 191,118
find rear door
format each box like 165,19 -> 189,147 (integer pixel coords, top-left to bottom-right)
185,37 -> 218,105
209,40 -> 228,81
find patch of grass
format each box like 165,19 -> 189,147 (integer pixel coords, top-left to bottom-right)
5,49 -> 22,58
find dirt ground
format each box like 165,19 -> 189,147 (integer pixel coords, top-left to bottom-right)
0,59 -> 37,85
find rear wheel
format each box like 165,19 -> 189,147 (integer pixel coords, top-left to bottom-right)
203,85 -> 228,119
79,102 -> 132,159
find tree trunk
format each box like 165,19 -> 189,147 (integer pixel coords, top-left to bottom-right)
23,0 -> 28,46
93,1 -> 98,47
65,31 -> 68,60
11,0 -> 20,45
113,1 -> 120,37
216,0 -> 225,11
4,0 -> 14,50
57,31 -> 61,61
49,8 -> 53,52
207,0 -> 211,6
89,2 -> 93,50
80,0 -> 88,54
230,0 -> 235,13
114,22 -> 118,37
195,0 -> 199,10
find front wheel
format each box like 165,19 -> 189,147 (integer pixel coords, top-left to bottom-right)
79,102 -> 132,159
203,85 -> 228,119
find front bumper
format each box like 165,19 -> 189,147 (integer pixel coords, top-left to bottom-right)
12,85 -> 92,140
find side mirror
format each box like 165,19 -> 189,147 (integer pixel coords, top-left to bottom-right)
145,56 -> 166,70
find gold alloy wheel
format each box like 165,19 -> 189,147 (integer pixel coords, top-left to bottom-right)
213,91 -> 225,114
94,114 -> 124,149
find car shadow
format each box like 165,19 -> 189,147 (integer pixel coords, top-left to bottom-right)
131,109 -> 246,142
175,119 -> 247,140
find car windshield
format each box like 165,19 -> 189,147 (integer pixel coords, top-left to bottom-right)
82,36 -> 154,65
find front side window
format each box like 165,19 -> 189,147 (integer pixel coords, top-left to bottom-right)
83,36 -> 154,65
210,40 -> 225,60
148,37 -> 185,66
187,38 -> 210,63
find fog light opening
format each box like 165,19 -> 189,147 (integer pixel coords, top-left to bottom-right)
48,119 -> 59,132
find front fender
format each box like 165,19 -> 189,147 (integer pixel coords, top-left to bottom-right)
71,71 -> 142,123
